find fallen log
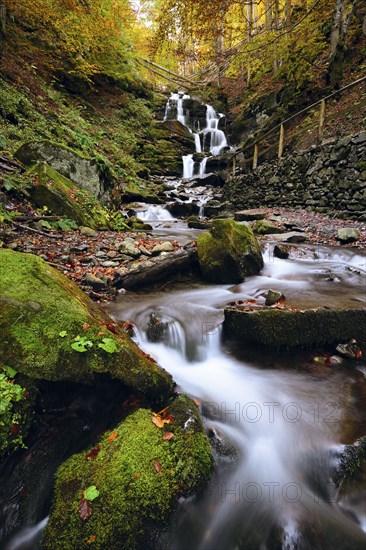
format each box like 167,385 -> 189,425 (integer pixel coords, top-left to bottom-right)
114,245 -> 199,290
224,305 -> 366,349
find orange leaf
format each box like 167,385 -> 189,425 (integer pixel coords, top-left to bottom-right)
133,473 -> 140,479
163,432 -> 174,441
107,431 -> 118,442
193,398 -> 201,407
86,445 -> 101,460
154,461 -> 162,473
83,323 -> 91,330
87,535 -> 97,544
152,415 -> 165,428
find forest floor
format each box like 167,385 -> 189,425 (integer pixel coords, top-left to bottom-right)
1,189 -> 365,304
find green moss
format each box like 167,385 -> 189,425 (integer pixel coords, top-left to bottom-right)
252,220 -> 285,235
197,218 -> 263,283
224,306 -> 366,348
26,163 -> 110,230
44,394 -> 212,549
0,249 -> 174,402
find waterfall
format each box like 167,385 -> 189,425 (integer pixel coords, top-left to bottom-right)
163,92 -> 229,178
138,205 -> 173,221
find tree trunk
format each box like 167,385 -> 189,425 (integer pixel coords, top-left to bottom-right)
285,0 -> 292,28
265,0 -> 272,30
328,0 -> 358,87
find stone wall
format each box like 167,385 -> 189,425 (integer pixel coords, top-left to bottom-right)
224,131 -> 366,220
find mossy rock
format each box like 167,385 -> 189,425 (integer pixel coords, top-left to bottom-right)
224,306 -> 366,349
197,218 -> 263,284
0,249 -> 174,403
26,162 -> 110,230
121,180 -> 163,204
252,220 -> 285,235
44,394 -> 213,550
15,141 -> 115,204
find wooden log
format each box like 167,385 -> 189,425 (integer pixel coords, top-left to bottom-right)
278,123 -> 284,159
318,99 -> 326,143
114,246 -> 199,290
252,143 -> 259,170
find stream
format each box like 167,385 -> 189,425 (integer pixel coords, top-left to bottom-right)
1,93 -> 366,549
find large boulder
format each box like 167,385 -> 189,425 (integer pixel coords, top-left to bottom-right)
15,141 -> 115,203
26,162 -> 110,229
197,218 -> 263,283
43,394 -> 212,549
224,305 -> 366,348
0,249 -> 174,403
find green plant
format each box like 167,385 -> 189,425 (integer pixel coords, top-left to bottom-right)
98,338 -> 118,354
71,336 -> 93,353
0,369 -> 27,453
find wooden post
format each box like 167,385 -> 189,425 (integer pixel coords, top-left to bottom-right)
232,154 -> 236,176
318,99 -> 326,143
278,123 -> 285,159
253,143 -> 258,170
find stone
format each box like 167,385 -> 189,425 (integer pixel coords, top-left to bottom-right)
265,289 -> 285,306
188,220 -> 211,229
224,306 -> 366,348
15,141 -> 114,202
101,261 -> 119,268
79,226 -> 98,237
197,218 -> 263,284
25,163 -> 109,230
85,272 -> 105,290
268,232 -> 308,243
191,173 -> 225,187
139,245 -> 152,256
253,220 -> 285,235
234,209 -> 266,221
44,394 -> 212,550
152,242 -> 174,254
166,201 -> 200,217
0,249 -> 173,401
119,240 -> 141,258
337,228 -> 360,244
273,244 -> 290,259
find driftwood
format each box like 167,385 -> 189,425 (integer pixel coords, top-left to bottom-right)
12,221 -> 60,239
114,245 -> 199,290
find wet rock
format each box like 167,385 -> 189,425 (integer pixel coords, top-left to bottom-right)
224,306 -> 366,348
166,201 -> 200,217
336,339 -> 363,359
79,226 -> 98,237
253,220 -> 285,235
152,241 -> 174,255
269,231 -> 308,243
85,272 -> 105,290
273,244 -> 290,259
197,218 -> 263,284
146,312 -> 169,342
265,289 -> 285,306
191,173 -> 224,187
0,249 -> 174,400
188,220 -> 211,229
44,394 -> 212,550
204,201 -> 228,217
234,209 -> 266,221
337,228 -> 360,244
333,436 -> 366,488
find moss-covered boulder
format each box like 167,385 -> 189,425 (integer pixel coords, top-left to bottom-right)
26,162 -> 110,230
224,306 -> 366,348
15,141 -> 115,204
44,394 -> 213,549
197,218 -> 263,283
0,249 -> 173,402
252,220 -> 285,235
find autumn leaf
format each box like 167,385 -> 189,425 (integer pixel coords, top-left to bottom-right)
163,432 -> 174,441
79,494 -> 93,521
133,473 -> 140,479
154,461 -> 162,473
83,323 -> 91,330
87,535 -> 96,544
107,431 -> 118,442
86,445 -> 101,460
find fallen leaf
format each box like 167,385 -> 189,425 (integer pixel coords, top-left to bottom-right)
193,398 -> 201,407
78,494 -> 92,521
87,535 -> 96,544
84,486 -> 100,501
133,473 -> 140,479
154,461 -> 162,473
83,323 -> 91,330
152,415 -> 165,428
107,431 -> 118,442
86,445 -> 101,460
163,432 -> 174,441
11,423 -> 20,435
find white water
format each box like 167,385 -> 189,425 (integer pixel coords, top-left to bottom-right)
138,205 -> 174,221
5,517 -> 48,550
164,92 -> 229,178
107,244 -> 366,549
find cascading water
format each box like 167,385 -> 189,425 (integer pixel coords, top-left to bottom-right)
107,244 -> 366,550
164,92 -> 229,178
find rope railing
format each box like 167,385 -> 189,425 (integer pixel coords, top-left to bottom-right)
230,75 -> 366,175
